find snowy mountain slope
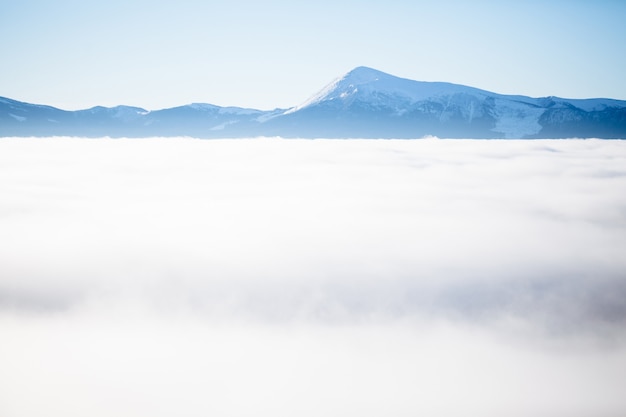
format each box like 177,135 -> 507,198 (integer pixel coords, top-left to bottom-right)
272,66 -> 626,138
1,67 -> 625,138
286,66 -> 494,113
0,97 -> 282,138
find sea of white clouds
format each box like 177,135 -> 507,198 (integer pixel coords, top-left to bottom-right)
1,137 -> 625,417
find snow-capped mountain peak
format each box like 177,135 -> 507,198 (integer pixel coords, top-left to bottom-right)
290,66 -> 406,111
2,66 -> 626,138
341,66 -> 392,83
287,66 -> 491,114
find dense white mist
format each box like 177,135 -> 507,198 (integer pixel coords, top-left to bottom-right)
1,137 -> 626,416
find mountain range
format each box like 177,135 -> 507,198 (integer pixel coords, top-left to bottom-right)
2,66 -> 625,139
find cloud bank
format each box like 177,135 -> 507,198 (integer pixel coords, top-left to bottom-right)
1,137 -> 625,416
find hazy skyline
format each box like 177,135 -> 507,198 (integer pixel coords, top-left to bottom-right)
1,1 -> 625,110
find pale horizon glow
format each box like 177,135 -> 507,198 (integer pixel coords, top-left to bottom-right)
1,1 -> 626,110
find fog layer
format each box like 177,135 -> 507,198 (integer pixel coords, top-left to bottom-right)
1,137 -> 625,416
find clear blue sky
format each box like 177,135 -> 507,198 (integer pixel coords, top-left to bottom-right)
1,0 -> 625,110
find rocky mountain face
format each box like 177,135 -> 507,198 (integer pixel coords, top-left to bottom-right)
2,67 -> 625,138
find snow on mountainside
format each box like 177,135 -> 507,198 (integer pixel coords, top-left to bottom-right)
279,66 -> 626,139
78,106 -> 149,122
1,67 -> 626,138
286,66 -> 491,113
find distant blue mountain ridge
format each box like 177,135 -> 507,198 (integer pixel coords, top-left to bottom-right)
2,66 -> 625,138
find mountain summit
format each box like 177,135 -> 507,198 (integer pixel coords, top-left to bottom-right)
286,66 -> 417,112
2,67 -> 626,138
289,66 -> 487,113
277,67 -> 626,139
